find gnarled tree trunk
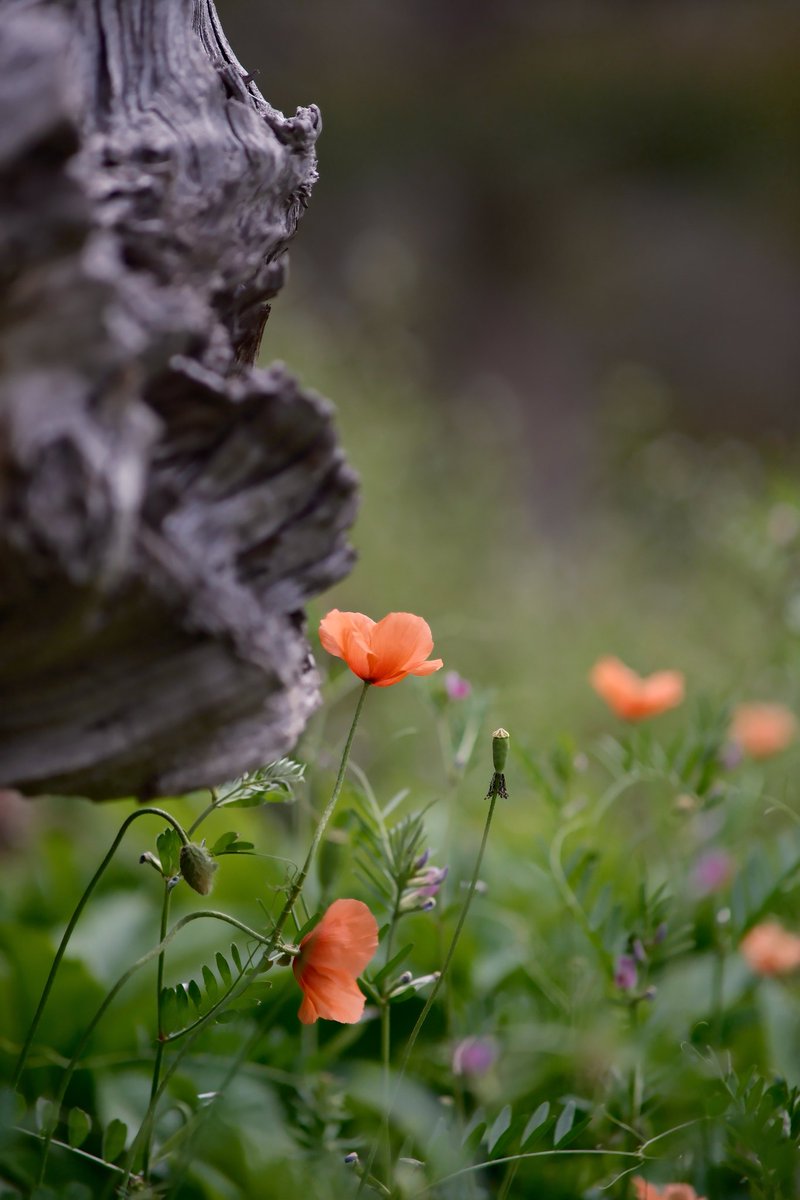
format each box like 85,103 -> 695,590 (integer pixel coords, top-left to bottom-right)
0,0 -> 357,799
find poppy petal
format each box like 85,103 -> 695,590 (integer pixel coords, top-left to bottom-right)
319,610 -> 375,680
295,964 -> 367,1024
368,612 -> 437,683
299,898 -> 378,975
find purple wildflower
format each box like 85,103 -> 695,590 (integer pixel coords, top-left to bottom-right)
614,954 -> 638,992
452,1036 -> 498,1077
692,849 -> 734,896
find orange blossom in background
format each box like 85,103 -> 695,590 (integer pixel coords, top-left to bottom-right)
634,1181 -> 706,1200
319,610 -> 443,687
293,898 -> 379,1024
729,702 -> 797,759
590,656 -> 685,721
740,921 -> 800,976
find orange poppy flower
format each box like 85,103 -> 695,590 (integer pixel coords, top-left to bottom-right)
730,703 -> 796,759
590,656 -> 685,721
740,921 -> 800,976
634,1180 -> 705,1200
292,898 -> 379,1024
319,610 -> 443,687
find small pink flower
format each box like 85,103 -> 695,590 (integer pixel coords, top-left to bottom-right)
614,954 -> 638,991
692,849 -> 734,896
445,671 -> 472,701
452,1036 -> 497,1077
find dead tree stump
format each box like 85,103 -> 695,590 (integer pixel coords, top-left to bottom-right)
0,1 -> 358,799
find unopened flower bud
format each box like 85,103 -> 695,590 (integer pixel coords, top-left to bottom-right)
492,728 -> 510,772
344,1151 -> 359,1165
179,842 -> 218,895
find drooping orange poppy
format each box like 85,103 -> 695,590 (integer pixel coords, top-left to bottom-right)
729,703 -> 796,759
319,610 -> 443,687
590,656 -> 685,722
740,921 -> 800,976
292,898 -> 379,1024
634,1180 -> 706,1200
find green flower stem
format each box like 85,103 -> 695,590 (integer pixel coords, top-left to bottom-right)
37,910 -> 270,1186
269,681 -> 370,949
187,787 -> 218,838
357,768 -> 503,1198
142,880 -> 172,1182
12,807 -> 189,1090
118,682 -> 371,1194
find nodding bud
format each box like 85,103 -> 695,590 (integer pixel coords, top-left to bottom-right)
179,842 -> 218,895
344,1152 -> 359,1165
492,728 -> 510,773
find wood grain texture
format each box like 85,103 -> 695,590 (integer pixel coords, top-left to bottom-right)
0,1 -> 357,798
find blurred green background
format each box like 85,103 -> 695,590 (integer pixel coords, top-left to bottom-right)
215,0 -> 800,739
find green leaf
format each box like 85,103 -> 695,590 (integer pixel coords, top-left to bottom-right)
67,1107 -> 91,1149
202,964 -> 219,999
486,1104 -> 512,1154
216,952 -> 232,985
176,983 -> 190,1017
156,828 -> 181,877
187,979 -> 203,1009
102,1118 -> 128,1163
461,1107 -> 486,1148
161,987 -> 179,1033
210,831 -> 238,855
522,1101 -> 550,1146
231,943 -> 243,973
215,759 -> 305,809
554,1100 -> 576,1145
214,1010 -> 240,1025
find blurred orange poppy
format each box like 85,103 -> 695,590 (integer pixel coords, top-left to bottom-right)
740,921 -> 800,976
730,703 -> 796,759
590,656 -> 685,721
319,610 -> 443,687
293,898 -> 379,1024
634,1181 -> 705,1200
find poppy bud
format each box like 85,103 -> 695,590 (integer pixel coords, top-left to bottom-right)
492,728 -> 510,772
179,842 -> 218,895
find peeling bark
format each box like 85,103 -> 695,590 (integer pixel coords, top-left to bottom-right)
0,1 -> 357,798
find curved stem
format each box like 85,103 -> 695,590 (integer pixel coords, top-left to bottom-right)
12,807 -> 189,1089
36,911 -> 269,1186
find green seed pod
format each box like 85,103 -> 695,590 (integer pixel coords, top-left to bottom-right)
492,728 -> 510,773
179,842 -> 218,895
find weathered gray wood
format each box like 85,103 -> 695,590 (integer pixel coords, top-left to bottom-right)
0,1 -> 357,798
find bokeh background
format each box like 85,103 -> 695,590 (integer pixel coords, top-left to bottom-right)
218,0 -> 800,746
